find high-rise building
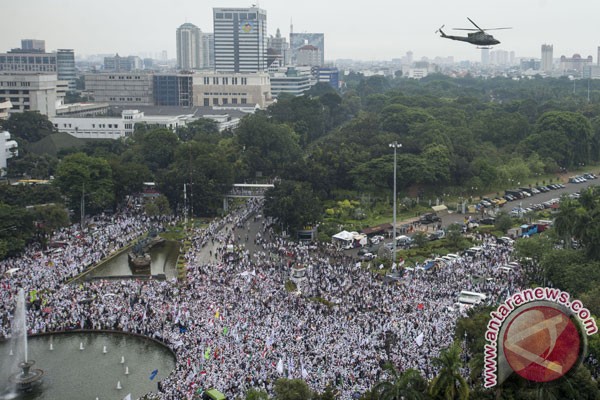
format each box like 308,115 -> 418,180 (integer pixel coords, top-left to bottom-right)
21,39 -> 45,52
213,7 -> 267,73
176,23 -> 202,70
0,50 -> 57,73
201,33 -> 214,69
481,48 -> 490,65
290,33 -> 324,66
541,44 -> 553,72
57,49 -> 76,90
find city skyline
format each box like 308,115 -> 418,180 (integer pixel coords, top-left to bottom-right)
2,0 -> 600,63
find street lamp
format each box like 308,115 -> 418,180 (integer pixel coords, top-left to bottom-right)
389,142 -> 402,268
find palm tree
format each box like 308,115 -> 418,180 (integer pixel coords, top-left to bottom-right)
374,363 -> 430,400
429,342 -> 469,400
553,195 -> 580,248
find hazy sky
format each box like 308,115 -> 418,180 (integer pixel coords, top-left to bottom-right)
2,0 -> 599,62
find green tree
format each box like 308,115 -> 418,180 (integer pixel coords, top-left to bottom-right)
134,128 -> 179,172
0,203 -> 35,258
264,180 -> 322,235
29,203 -> 70,248
3,111 -> 55,144
273,378 -> 314,400
429,342 -> 469,400
535,111 -> 593,167
236,113 -> 302,179
246,388 -> 269,400
53,152 -> 114,217
494,212 -> 513,233
445,224 -> 465,250
144,194 -> 171,217
374,363 -> 429,400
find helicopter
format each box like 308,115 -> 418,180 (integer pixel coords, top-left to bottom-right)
436,17 -> 511,49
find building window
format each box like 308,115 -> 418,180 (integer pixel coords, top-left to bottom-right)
204,77 -> 210,84
203,99 -> 209,106
223,77 -> 228,85
241,77 -> 247,85
213,77 -> 219,85
212,98 -> 219,105
232,98 -> 238,104
222,98 -> 228,104
241,98 -> 247,104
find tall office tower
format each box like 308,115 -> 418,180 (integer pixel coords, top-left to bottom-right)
201,32 -> 214,69
597,46 -> 600,66
57,49 -> 76,90
542,44 -> 554,72
290,33 -> 324,66
21,39 -> 45,52
176,23 -> 202,70
213,7 -> 267,72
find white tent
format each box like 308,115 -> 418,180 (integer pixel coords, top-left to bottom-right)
332,230 -> 367,249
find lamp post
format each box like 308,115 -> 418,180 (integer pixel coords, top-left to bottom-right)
389,142 -> 402,268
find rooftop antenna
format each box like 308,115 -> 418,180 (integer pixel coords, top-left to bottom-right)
290,17 -> 293,35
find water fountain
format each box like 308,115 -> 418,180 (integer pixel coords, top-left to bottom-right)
5,289 -> 44,394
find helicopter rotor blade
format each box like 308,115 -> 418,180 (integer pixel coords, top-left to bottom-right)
435,24 -> 445,34
467,17 -> 485,32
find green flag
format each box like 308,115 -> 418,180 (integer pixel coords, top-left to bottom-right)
204,347 -> 211,360
222,326 -> 229,336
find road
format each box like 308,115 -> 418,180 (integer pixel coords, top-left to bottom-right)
441,178 -> 598,228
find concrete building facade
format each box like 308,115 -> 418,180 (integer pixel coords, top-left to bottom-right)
269,66 -> 314,98
192,71 -> 272,108
103,54 -> 143,72
296,45 -> 321,67
51,109 -> 192,140
290,33 -> 324,66
213,7 -> 268,73
21,39 -> 45,52
0,51 -> 57,73
0,73 -> 64,117
84,73 -> 153,106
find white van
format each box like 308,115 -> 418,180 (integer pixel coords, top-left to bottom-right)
458,290 -> 487,305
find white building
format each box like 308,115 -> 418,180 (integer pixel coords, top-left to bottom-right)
0,73 -> 65,117
0,131 -> 18,176
51,109 -> 193,140
192,71 -> 272,108
0,100 -> 11,120
269,66 -> 313,98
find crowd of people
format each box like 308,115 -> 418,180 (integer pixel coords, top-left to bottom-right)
0,200 -> 524,399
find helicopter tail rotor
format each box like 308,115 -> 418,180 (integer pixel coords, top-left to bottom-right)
435,25 -> 446,36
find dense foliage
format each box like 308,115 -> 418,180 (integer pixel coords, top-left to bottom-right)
4,75 -> 600,248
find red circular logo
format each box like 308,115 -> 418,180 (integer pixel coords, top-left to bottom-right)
503,305 -> 581,382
